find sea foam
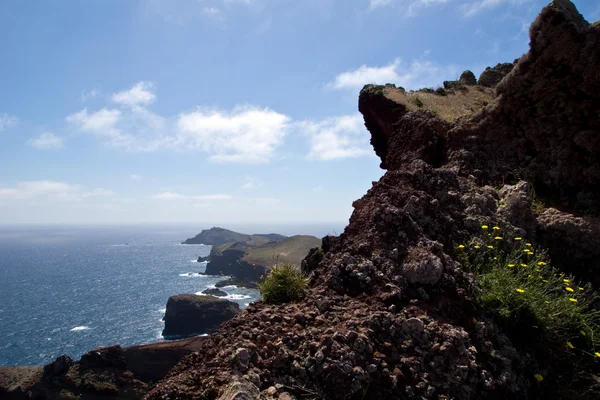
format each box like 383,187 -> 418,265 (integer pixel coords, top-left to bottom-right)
70,326 -> 90,332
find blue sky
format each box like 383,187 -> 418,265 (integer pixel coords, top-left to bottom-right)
0,0 -> 598,225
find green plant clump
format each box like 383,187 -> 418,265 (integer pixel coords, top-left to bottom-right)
457,226 -> 600,358
413,96 -> 424,108
259,264 -> 307,304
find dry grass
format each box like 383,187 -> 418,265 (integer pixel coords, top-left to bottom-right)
383,85 -> 496,122
242,235 -> 321,269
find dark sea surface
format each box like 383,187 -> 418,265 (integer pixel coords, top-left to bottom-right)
0,223 -> 342,366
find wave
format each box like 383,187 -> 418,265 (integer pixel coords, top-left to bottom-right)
179,272 -> 204,277
108,244 -> 129,247
224,294 -> 253,300
70,326 -> 90,332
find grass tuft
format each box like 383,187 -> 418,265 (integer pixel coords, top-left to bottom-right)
259,264 -> 307,304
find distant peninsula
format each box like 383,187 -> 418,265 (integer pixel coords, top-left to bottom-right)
181,227 -> 286,245
183,227 -> 320,285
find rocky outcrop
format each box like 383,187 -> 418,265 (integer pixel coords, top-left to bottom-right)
0,338 -> 206,400
443,69 -> 477,89
202,288 -> 228,297
143,2 -> 600,400
162,294 -> 240,338
182,227 -> 286,245
477,62 -> 515,87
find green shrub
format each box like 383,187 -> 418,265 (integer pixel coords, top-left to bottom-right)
413,96 -> 424,108
458,226 -> 600,356
259,264 -> 307,304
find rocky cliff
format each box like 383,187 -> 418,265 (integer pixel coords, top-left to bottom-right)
182,227 -> 287,246
143,2 -> 600,399
162,294 -> 240,338
204,235 -> 321,284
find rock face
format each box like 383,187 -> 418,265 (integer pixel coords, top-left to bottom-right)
477,62 -> 515,87
204,235 -> 321,284
182,227 -> 286,245
0,338 -> 206,400
142,2 -> 600,400
162,294 -> 240,338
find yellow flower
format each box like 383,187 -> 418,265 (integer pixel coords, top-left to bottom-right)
481,225 -> 489,229
528,274 -> 533,278
580,330 -> 586,336
493,257 -> 498,260
545,300 -> 550,304
569,298 -> 578,303
566,287 -> 574,292
515,288 -> 525,293
494,236 -> 503,240
534,374 -> 544,382
487,245 -> 494,249
595,352 -> 600,358
458,244 -> 465,249
543,280 -> 548,283
563,279 -> 570,283
567,341 -> 574,349
526,243 -> 532,247
514,237 -> 522,241
521,263 -> 528,267
579,287 -> 584,291
508,264 -> 515,268
493,226 -> 500,230
538,261 -> 546,266
474,245 -> 481,249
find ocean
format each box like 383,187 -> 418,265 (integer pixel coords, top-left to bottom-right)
0,223 -> 342,366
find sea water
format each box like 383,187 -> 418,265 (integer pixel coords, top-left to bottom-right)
0,224 -> 341,366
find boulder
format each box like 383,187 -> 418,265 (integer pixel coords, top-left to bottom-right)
202,288 -> 228,297
477,62 -> 514,87
162,294 -> 240,338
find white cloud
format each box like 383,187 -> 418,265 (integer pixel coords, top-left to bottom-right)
461,0 -> 529,17
27,132 -> 64,149
112,81 -> 156,108
66,107 -> 143,149
0,181 -> 115,201
329,58 -> 459,91
66,108 -> 121,133
241,176 -> 262,189
300,114 -> 372,161
0,113 -> 18,131
130,174 -> 143,181
312,185 -> 325,192
175,106 -> 290,163
151,192 -> 233,201
329,58 -> 401,90
369,0 -> 448,15
80,88 -> 99,102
